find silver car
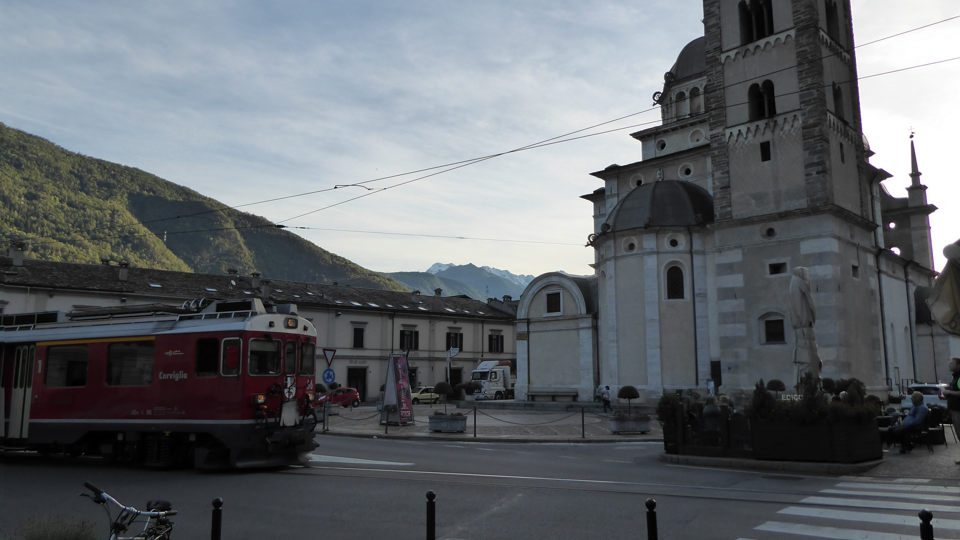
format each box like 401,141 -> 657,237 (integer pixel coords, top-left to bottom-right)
899,383 -> 948,410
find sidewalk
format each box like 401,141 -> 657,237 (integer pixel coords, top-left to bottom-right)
316,403 -> 661,443
316,404 -> 960,479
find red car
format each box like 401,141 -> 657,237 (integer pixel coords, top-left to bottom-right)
318,387 -> 362,408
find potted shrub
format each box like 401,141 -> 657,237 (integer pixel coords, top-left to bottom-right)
748,376 -> 881,463
428,381 -> 466,432
609,385 -> 651,434
766,379 -> 786,399
656,393 -> 682,453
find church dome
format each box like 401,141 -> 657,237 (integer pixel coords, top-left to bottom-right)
666,37 -> 706,83
603,180 -> 714,232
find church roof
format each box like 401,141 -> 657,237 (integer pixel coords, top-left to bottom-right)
667,37 -> 705,82
603,180 -> 714,232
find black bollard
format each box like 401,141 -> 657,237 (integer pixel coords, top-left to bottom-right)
211,498 -> 223,540
645,498 -> 658,540
581,407 -> 585,439
474,406 -> 477,438
426,491 -> 436,540
919,509 -> 934,540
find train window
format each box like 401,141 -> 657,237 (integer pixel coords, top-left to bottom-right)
106,341 -> 154,386
249,339 -> 282,376
284,341 -> 297,374
300,342 -> 316,376
46,345 -> 89,387
196,338 -> 218,377
222,338 -> 241,376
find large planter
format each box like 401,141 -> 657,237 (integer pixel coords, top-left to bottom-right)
751,419 -> 881,463
662,423 -> 679,454
609,414 -> 652,434
429,414 -> 467,433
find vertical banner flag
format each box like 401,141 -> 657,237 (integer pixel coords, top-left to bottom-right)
394,355 -> 414,424
381,355 -> 415,425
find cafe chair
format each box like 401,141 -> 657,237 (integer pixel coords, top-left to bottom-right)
905,408 -> 943,453
941,409 -> 957,444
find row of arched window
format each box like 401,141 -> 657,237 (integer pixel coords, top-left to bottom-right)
671,87 -> 704,119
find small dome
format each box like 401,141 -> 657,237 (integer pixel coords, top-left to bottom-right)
666,37 -> 706,83
603,180 -> 714,232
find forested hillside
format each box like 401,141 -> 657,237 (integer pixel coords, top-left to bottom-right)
0,122 -> 405,290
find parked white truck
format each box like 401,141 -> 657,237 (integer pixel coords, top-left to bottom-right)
472,360 -> 516,400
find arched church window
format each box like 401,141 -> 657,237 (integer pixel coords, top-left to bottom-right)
740,0 -> 774,46
666,266 -> 685,300
676,91 -> 687,118
689,87 -> 702,115
832,83 -> 845,122
825,0 -> 841,43
738,1 -> 754,45
762,80 -> 777,117
749,81 -> 777,121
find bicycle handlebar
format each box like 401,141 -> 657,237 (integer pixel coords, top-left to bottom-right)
81,482 -> 176,518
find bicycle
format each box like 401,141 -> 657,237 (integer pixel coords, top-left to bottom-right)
81,482 -> 176,540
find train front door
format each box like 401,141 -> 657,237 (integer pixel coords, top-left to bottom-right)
8,345 -> 35,442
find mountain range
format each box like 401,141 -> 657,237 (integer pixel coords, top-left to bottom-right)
385,263 -> 535,301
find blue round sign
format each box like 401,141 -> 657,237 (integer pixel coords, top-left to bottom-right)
322,369 -> 336,384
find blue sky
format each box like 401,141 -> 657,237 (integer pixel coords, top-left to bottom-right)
2,0 -> 957,277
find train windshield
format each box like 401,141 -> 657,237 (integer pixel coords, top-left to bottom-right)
249,339 -> 282,375
300,342 -> 316,376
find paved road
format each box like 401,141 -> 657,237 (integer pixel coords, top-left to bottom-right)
3,434 -> 959,540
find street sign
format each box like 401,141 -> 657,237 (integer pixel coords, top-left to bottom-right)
322,369 -> 336,384
323,348 -> 337,367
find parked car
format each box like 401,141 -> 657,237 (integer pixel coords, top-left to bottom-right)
318,387 -> 361,408
411,386 -> 440,405
899,383 -> 948,410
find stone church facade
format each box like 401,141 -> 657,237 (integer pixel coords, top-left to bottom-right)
516,0 -> 958,403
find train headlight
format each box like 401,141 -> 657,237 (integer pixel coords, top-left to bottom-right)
253,394 -> 267,406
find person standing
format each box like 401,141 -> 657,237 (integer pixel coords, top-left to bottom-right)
602,386 -> 613,414
943,357 -> 960,464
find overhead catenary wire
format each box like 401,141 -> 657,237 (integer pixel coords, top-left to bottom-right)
11,14 -> 960,249
40,12 -> 960,239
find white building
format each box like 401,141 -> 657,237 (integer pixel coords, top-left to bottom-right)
0,251 -> 516,400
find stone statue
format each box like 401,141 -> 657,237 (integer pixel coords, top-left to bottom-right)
928,239 -> 960,336
789,267 -> 822,381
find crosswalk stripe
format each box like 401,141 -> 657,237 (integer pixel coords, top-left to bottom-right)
821,488 -> 960,502
778,506 -> 960,531
836,482 -> 960,494
839,476 -> 930,483
308,454 -> 413,466
801,496 -> 960,514
756,521 -> 918,540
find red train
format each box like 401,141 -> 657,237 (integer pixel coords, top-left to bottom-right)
1,299 -> 320,468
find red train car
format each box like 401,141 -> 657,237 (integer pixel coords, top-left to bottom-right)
1,299 -> 319,468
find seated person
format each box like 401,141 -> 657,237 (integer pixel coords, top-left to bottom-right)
886,392 -> 929,453
718,394 -> 736,412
